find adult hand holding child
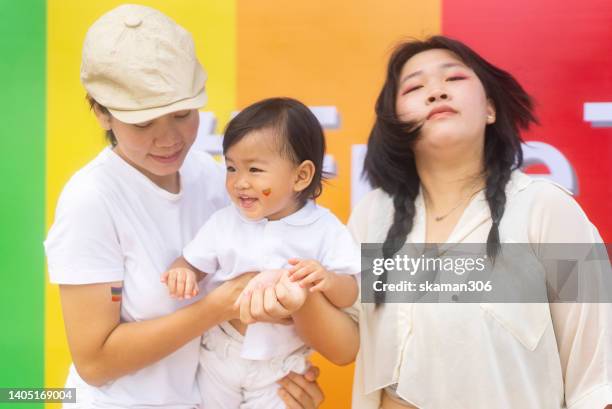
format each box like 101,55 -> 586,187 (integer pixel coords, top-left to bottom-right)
238,269 -> 308,325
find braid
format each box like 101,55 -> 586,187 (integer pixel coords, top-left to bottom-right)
377,177 -> 419,304
364,111 -> 421,305
484,164 -> 511,260
483,123 -> 516,260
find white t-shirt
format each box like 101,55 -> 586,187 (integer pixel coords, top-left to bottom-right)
183,200 -> 361,360
45,147 -> 228,408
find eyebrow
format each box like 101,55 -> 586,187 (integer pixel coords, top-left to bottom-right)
399,62 -> 466,84
224,156 -> 267,165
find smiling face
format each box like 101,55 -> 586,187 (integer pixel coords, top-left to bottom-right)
395,49 -> 496,157
94,106 -> 199,190
224,128 -> 313,221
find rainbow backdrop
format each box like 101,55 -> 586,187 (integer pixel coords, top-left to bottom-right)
1,1 -> 610,408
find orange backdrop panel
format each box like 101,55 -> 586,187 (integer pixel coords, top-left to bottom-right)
236,2 -> 440,407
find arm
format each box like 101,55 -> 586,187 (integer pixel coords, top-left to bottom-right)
60,272 -> 254,386
288,259 -> 358,308
319,273 -> 358,308
529,183 -> 612,409
237,271 -> 359,365
161,256 -> 208,299
292,291 -> 359,366
169,255 -> 206,281
550,301 -> 612,409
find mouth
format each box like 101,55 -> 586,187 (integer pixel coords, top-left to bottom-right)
237,194 -> 258,209
427,106 -> 457,120
150,148 -> 183,164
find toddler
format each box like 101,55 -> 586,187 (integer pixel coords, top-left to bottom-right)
161,97 -> 359,409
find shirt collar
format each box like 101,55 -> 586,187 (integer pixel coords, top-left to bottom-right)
506,169 -> 534,195
411,170 -> 534,244
233,200 -> 326,226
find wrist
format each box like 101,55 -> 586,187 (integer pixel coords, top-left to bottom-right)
322,270 -> 336,292
198,290 -> 231,324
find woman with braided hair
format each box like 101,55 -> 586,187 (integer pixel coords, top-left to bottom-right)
293,36 -> 611,409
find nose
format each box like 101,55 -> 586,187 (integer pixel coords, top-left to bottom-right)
234,175 -> 250,190
426,88 -> 449,104
154,124 -> 182,148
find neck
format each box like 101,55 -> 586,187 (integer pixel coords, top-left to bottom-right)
148,173 -> 180,194
415,153 -> 485,214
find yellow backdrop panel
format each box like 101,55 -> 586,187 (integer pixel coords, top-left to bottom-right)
46,1 -> 439,408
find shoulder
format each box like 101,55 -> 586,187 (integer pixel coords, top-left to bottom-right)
350,188 -> 392,221
192,205 -> 235,233
348,188 -> 393,243
507,171 -> 584,216
208,204 -> 236,222
312,204 -> 342,226
506,171 -> 600,242
55,153 -> 116,215
356,187 -> 392,208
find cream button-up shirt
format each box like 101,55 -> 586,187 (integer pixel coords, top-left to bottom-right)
346,171 -> 612,409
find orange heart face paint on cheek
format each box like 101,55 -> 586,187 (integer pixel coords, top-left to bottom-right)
262,188 -> 271,197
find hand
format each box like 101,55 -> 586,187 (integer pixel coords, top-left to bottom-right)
161,268 -> 199,300
235,269 -> 286,306
239,270 -> 307,325
288,258 -> 334,293
277,366 -> 324,409
208,272 -> 257,321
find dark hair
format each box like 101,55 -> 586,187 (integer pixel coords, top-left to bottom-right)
364,35 -> 537,304
86,95 -> 117,147
222,97 -> 327,203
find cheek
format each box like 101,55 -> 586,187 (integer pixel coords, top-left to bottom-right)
225,175 -> 233,190
178,117 -> 199,145
463,84 -> 490,117
395,96 -> 421,122
114,131 -> 151,156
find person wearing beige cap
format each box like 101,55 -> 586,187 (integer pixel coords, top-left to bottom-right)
44,4 -> 323,409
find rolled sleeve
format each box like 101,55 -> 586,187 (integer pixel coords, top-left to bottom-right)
567,383 -> 612,409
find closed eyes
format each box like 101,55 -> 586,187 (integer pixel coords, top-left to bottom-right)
174,110 -> 191,119
133,111 -> 191,129
401,75 -> 468,95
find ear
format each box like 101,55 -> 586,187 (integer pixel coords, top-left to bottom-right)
92,102 -> 113,131
486,98 -> 496,124
293,160 -> 315,194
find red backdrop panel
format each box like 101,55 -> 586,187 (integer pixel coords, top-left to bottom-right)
443,0 -> 612,241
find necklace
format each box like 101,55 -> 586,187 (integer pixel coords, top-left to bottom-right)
432,188 -> 484,222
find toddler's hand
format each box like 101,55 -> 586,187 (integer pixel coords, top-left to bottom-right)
161,268 -> 199,300
235,269 -> 285,307
288,258 -> 334,293
275,271 -> 308,312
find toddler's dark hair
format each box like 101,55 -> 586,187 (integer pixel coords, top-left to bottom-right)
223,97 -> 327,203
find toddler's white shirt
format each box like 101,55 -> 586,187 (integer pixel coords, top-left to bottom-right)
183,200 -> 360,360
